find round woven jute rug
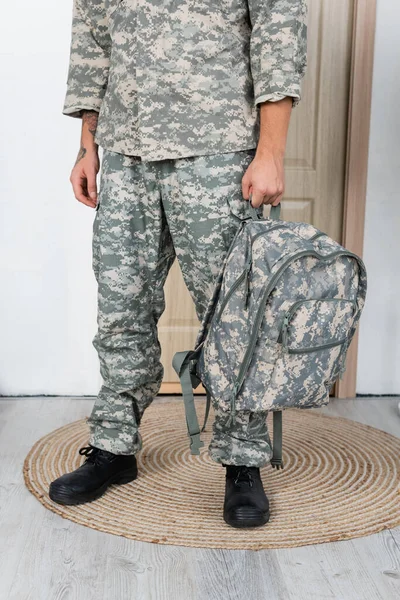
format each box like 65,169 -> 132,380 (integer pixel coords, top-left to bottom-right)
23,401 -> 400,550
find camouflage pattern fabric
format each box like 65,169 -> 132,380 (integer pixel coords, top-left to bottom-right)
89,148 -> 272,467
62,0 -> 308,160
195,216 -> 367,417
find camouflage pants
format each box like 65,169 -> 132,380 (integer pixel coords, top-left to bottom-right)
89,148 -> 273,467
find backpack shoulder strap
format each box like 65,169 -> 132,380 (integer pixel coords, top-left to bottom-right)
172,350 -> 205,455
173,352 -> 283,465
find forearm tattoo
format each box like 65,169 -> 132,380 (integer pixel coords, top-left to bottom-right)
75,145 -> 87,165
82,110 -> 99,137
75,110 -> 98,165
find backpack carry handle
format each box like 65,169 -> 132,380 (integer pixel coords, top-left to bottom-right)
270,203 -> 281,220
248,194 -> 281,221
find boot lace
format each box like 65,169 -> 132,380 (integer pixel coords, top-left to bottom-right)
234,466 -> 254,487
79,445 -> 104,465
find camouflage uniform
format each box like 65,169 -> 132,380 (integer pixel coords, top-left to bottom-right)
63,0 -> 307,160
63,0 -> 307,466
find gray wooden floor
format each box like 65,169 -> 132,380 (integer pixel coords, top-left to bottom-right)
1,396 -> 400,600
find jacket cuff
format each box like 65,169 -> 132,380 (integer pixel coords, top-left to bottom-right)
62,88 -> 104,118
254,72 -> 302,108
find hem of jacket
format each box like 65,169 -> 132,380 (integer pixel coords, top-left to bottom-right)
93,136 -> 260,162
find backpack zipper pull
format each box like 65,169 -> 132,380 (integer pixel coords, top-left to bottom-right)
244,261 -> 252,309
282,314 -> 290,352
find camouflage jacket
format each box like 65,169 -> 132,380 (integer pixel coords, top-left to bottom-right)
63,0 -> 308,161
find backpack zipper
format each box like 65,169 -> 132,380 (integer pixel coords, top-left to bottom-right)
229,248 -> 364,409
285,337 -> 349,354
214,259 -> 252,322
244,261 -> 252,308
216,225 -> 328,324
277,297 -> 357,352
215,225 -> 294,322
309,231 -> 326,241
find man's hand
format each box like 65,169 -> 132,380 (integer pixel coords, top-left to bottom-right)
242,97 -> 293,209
70,110 -> 100,209
242,149 -> 285,208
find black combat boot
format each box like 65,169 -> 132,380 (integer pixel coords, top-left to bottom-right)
223,465 -> 270,528
49,445 -> 138,506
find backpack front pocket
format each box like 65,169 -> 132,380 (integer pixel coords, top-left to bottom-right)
277,298 -> 357,354
253,297 -> 357,411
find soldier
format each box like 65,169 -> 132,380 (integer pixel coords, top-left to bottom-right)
50,0 -> 307,528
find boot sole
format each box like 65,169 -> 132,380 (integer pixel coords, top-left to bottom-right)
223,507 -> 270,528
49,466 -> 138,506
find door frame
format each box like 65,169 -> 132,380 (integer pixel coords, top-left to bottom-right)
336,0 -> 377,398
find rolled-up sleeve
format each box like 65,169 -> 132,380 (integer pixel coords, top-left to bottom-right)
248,0 -> 308,108
62,0 -> 111,118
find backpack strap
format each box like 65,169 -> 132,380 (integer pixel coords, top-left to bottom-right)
248,196 -> 281,221
270,204 -> 281,221
172,350 -> 208,455
173,349 -> 284,466
270,410 -> 284,469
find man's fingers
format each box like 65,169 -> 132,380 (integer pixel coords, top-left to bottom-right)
269,181 -> 284,206
251,185 -> 284,208
86,170 -> 98,202
79,196 -> 97,208
70,171 -> 96,208
70,172 -> 86,202
267,190 -> 283,207
241,173 -> 251,200
271,192 -> 284,207
249,190 -> 265,208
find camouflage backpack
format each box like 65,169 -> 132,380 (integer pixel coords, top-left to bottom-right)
173,203 -> 367,469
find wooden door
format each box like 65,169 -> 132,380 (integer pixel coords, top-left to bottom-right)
159,0 -> 356,393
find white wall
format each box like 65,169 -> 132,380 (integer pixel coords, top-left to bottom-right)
0,2 -> 101,395
0,1 -> 398,396
356,0 -> 400,394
